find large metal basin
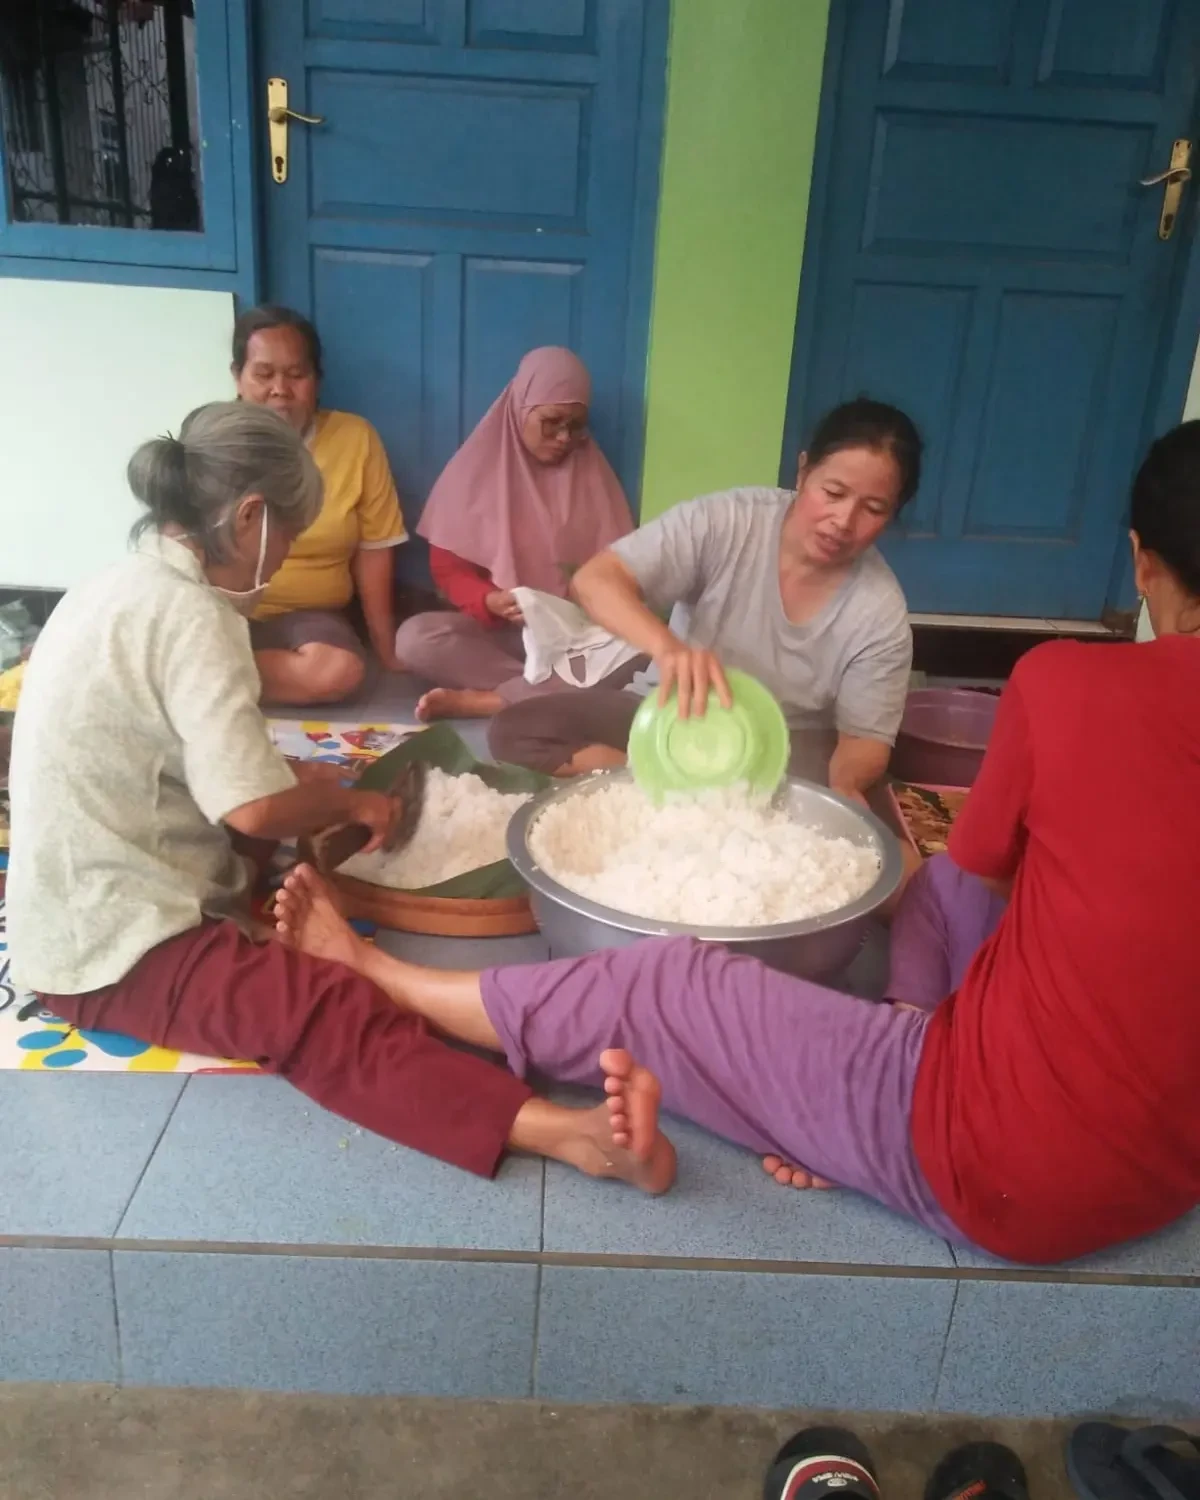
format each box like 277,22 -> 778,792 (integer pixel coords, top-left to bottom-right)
507,772 -> 903,982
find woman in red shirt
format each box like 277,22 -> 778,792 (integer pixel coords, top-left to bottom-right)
396,348 -> 637,721
280,423 -> 1200,1266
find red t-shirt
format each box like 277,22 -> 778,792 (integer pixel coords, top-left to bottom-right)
910,637 -> 1200,1264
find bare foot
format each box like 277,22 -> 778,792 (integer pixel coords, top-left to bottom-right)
594,1047 -> 676,1194
761,1154 -> 836,1190
274,864 -> 364,969
416,687 -> 504,722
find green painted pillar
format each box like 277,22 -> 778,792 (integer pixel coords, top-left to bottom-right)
638,0 -> 831,519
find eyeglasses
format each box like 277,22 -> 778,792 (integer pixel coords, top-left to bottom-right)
539,414 -> 588,443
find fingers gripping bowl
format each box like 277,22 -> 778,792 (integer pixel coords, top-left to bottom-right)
507,771 -> 903,981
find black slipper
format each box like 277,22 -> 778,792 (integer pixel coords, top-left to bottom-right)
1068,1423 -> 1200,1500
926,1442 -> 1029,1500
763,1425 -> 880,1500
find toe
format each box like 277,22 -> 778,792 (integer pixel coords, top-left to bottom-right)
599,1047 -> 633,1080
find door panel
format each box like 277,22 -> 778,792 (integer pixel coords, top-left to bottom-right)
785,0 -> 1200,617
468,0 -> 594,49
1040,0 -> 1171,87
307,2 -> 449,46
865,115 -> 1151,259
883,1 -> 1018,82
463,259 -> 583,425
308,76 -> 587,226
259,0 -> 659,574
965,293 -> 1117,537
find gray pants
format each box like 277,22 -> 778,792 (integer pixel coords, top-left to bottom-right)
397,610 -> 648,710
249,609 -> 365,662
488,689 -> 837,779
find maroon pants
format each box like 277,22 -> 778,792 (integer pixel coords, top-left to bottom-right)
43,921 -> 532,1178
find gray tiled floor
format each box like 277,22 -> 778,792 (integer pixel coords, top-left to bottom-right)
0,1073 -> 185,1237
535,1265 -> 956,1410
0,1247 -> 118,1384
542,1085 -> 953,1267
935,1279 -> 1200,1418
4,682 -> 1198,1416
113,1251 -> 539,1397
118,1074 -> 543,1250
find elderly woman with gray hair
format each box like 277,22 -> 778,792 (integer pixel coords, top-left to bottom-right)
5,401 -> 676,1192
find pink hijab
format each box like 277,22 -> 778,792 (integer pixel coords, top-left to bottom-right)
417,347 -> 633,597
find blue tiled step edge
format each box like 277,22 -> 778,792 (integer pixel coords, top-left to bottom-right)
1,1073 -> 1197,1417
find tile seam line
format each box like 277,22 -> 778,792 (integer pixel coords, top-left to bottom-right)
108,1249 -> 125,1387
110,1076 -> 191,1238
3,1238 -> 1195,1288
529,1158 -> 546,1397
931,1277 -> 960,1407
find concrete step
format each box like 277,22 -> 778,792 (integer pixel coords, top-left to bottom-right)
3,1050 -> 1197,1417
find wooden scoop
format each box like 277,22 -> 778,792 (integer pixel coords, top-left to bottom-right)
308,759 -> 428,874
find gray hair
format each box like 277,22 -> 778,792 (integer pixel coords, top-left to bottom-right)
127,400 -> 323,561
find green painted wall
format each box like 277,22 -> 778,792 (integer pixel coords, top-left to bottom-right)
638,0 -> 831,520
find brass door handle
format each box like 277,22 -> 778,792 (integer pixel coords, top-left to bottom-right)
268,106 -> 325,126
267,78 -> 325,185
1140,139 -> 1192,240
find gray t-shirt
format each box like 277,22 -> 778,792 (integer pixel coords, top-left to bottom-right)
610,487 -> 912,743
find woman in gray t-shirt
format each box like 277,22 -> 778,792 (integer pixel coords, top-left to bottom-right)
488,399 -> 920,802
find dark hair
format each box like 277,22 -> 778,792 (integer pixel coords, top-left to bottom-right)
128,401 -> 323,562
802,397 -> 923,510
1130,420 -> 1200,598
231,304 -> 323,378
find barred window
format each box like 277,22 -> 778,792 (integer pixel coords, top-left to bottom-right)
0,0 -> 201,232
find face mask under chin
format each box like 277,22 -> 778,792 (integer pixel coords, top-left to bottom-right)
214,509 -> 271,614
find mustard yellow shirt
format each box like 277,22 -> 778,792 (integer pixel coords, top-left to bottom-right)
256,409 -> 406,619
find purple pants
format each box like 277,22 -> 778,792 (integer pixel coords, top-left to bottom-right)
482,855 -> 1007,1240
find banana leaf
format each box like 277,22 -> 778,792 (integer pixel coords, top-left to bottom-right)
351,724 -> 552,898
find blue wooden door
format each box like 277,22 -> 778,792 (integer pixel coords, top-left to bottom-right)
784,0 -> 1200,618
257,0 -> 663,577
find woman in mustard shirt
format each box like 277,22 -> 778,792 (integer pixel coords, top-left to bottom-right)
233,305 -> 407,704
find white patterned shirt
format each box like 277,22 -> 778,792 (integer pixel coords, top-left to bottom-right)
7,534 -> 295,994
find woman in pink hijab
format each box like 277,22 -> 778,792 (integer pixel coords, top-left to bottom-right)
396,347 -> 638,720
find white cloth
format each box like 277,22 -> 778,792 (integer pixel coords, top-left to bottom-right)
513,587 -> 641,688
6,533 -> 296,994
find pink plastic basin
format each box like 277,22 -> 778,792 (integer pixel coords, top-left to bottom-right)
890,688 -> 999,788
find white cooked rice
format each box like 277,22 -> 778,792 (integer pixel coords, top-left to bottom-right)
529,780 -> 880,927
340,767 -> 531,890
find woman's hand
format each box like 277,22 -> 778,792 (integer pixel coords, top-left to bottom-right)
653,638 -> 732,720
288,759 -> 347,787
345,790 -> 400,853
486,589 -> 525,624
